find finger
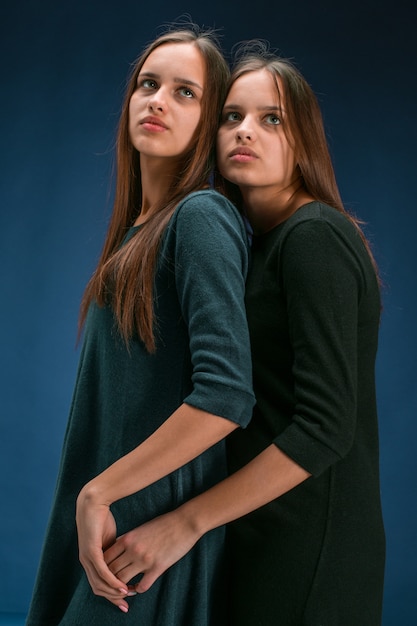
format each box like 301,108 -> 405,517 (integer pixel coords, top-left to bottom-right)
134,568 -> 163,594
94,552 -> 128,590
112,562 -> 143,586
104,541 -> 125,565
82,554 -> 129,596
83,563 -> 131,612
106,551 -> 129,572
106,553 -> 136,579
95,565 -> 128,596
96,592 -> 130,613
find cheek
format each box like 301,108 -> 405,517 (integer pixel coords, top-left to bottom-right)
190,108 -> 203,133
215,150 -> 227,176
128,98 -> 135,122
275,139 -> 296,168
284,149 -> 298,174
216,134 -> 227,162
189,118 -> 200,137
129,90 -> 144,112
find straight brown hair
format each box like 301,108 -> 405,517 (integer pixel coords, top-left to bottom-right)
79,26 -> 230,352
217,42 -> 379,277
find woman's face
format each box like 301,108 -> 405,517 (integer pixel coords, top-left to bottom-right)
129,42 -> 205,161
217,69 -> 298,194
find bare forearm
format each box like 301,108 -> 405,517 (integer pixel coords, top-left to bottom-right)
81,443 -> 309,598
79,403 -> 237,506
180,444 -> 311,537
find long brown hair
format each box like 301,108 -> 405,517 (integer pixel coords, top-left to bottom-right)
217,42 -> 378,275
79,26 -> 229,352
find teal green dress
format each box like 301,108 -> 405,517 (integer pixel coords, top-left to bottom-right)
26,190 -> 255,626
227,202 -> 385,625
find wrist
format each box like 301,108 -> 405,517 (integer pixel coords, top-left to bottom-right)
78,479 -> 112,508
178,497 -> 214,539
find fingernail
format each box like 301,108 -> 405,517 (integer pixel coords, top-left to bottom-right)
118,605 -> 128,613
127,591 -> 137,596
119,588 -> 128,595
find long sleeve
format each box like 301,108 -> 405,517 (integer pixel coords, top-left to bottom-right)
163,189 -> 255,426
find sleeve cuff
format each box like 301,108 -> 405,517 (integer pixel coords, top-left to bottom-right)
274,422 -> 343,477
184,380 -> 254,428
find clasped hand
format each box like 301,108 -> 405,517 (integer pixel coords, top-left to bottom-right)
76,490 -> 200,613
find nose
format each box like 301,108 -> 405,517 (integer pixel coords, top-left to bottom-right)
148,88 -> 167,113
236,120 -> 254,142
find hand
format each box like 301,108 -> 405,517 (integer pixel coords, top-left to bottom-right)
76,487 -> 130,613
104,508 -> 201,593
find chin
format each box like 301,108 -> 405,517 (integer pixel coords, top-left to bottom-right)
226,173 -> 253,187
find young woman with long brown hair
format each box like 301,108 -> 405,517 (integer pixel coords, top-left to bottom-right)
104,45 -> 385,625
25,27 -> 255,625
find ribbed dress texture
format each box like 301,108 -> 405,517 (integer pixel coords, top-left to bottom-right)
26,190 -> 255,626
227,202 -> 385,626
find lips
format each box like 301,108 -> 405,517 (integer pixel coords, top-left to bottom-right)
228,146 -> 258,158
140,116 -> 168,131
228,146 -> 258,163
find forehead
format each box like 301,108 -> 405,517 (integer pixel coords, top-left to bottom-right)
226,69 -> 281,103
141,42 -> 206,82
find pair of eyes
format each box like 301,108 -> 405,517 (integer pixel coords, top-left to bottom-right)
222,111 -> 281,126
137,79 -> 282,127
138,78 -> 195,99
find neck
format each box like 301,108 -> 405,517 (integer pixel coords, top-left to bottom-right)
134,155 -> 178,226
242,180 -> 313,235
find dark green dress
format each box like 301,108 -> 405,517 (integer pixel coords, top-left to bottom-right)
227,202 -> 385,625
26,190 -> 255,626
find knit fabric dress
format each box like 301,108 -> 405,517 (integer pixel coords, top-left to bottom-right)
227,202 -> 385,626
26,190 -> 255,626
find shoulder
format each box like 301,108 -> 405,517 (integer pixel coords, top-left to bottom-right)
172,189 -> 244,228
167,189 -> 249,252
274,202 -> 377,292
257,201 -> 362,260
283,201 -> 356,237
162,190 -> 250,263
276,201 -> 366,257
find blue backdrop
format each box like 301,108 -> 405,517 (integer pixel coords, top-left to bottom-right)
1,0 -> 416,623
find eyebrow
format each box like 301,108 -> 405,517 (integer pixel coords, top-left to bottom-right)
223,104 -> 285,113
138,71 -> 203,92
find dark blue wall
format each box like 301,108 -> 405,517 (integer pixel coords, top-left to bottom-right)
1,1 -> 416,622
